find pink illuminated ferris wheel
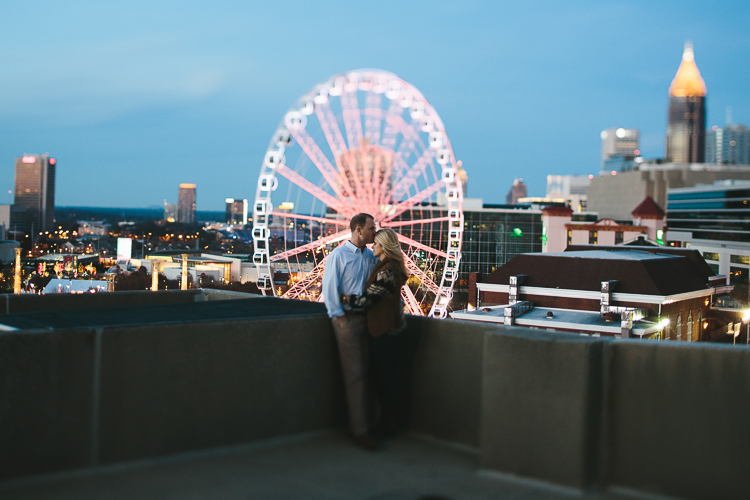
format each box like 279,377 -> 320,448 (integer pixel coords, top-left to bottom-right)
252,69 -> 463,318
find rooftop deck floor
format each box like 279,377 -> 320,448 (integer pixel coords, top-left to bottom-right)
0,432 -> 654,500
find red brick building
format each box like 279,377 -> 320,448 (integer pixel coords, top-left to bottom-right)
455,245 -> 732,340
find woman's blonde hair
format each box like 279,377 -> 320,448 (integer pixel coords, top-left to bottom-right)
375,228 -> 409,279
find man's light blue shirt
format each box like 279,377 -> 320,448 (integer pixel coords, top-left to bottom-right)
322,240 -> 378,318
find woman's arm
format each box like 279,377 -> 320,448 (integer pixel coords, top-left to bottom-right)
343,268 -> 400,310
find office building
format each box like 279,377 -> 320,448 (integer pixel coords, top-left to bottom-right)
587,161 -> 750,221
0,204 -> 27,238
706,124 -> 750,165
666,41 -> 707,163
546,174 -> 591,212
601,128 -> 639,169
666,181 -> 750,302
225,198 -> 248,225
177,184 -> 196,224
505,179 -> 527,205
13,154 -> 56,235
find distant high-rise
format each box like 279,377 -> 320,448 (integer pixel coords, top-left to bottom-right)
666,41 -> 707,163
706,124 -> 750,165
14,154 -> 56,235
505,178 -> 527,205
600,128 -> 639,169
177,184 -> 196,224
225,198 -> 248,225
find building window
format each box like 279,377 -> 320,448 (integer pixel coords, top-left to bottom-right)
730,254 -> 750,265
703,252 -> 720,261
687,312 -> 693,342
676,314 -> 682,341
589,231 -> 598,244
615,231 -> 623,244
730,267 -> 748,286
709,263 -> 719,275
567,230 -> 572,245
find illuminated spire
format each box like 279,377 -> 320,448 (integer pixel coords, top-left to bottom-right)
668,41 -> 707,97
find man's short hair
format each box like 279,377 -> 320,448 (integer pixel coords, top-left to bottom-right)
350,213 -> 374,232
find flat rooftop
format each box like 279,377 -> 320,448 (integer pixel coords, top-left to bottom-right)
0,432 -> 640,500
544,250 -> 677,261
453,306 -> 660,336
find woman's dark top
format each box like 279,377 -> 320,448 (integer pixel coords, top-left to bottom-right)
344,258 -> 408,337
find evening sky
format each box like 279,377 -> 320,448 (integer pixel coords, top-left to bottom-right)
1,0 -> 748,210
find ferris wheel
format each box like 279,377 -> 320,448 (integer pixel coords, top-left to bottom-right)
252,69 -> 463,318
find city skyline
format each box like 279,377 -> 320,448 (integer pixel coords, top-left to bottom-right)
1,1 -> 749,210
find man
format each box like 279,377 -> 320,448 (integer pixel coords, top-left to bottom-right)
321,213 -> 379,449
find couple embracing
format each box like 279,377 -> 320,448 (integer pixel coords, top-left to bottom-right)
321,213 -> 410,451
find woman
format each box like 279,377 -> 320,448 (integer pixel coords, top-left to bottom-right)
341,228 -> 409,337
341,228 -> 410,437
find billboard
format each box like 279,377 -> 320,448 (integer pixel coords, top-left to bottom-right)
117,237 -> 132,261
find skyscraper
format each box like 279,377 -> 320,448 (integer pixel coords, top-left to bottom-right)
600,127 -> 639,169
706,124 -> 750,165
505,178 -> 527,205
225,198 -> 248,225
177,184 -> 196,224
666,41 -> 707,163
14,154 -> 56,235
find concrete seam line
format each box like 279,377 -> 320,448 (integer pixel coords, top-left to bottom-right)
409,432 -> 480,456
477,469 -> 585,497
599,340 -> 615,489
91,327 -> 103,468
0,429 -> 341,489
606,485 -> 686,500
585,339 -> 608,491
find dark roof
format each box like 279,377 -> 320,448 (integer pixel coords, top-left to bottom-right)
482,250 -> 711,296
631,196 -> 665,217
565,244 -> 715,278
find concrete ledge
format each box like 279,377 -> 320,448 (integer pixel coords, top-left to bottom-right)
607,341 -> 750,500
0,290 -> 202,315
0,329 -> 96,480
97,315 -> 345,464
0,289 -> 259,315
199,289 -> 263,301
480,328 -> 606,489
2,299 -> 749,499
408,317 -> 486,448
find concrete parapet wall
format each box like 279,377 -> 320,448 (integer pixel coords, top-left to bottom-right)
1,302 -> 749,499
0,329 -> 95,480
0,313 -> 344,481
0,289 -> 259,315
607,342 -> 750,500
480,329 -> 605,490
406,317 -> 486,449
